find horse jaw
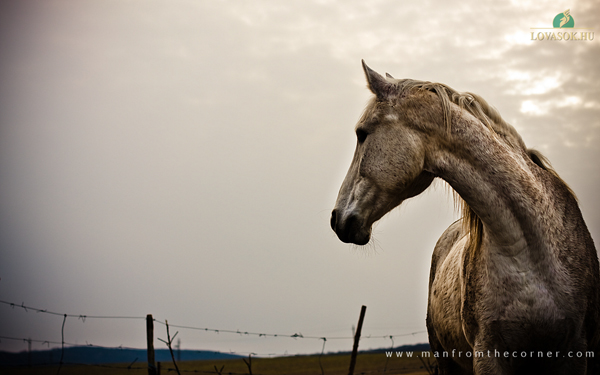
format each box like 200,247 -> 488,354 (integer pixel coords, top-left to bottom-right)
331,171 -> 435,246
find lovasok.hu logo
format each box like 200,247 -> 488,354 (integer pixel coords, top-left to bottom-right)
553,9 -> 574,28
530,9 -> 594,41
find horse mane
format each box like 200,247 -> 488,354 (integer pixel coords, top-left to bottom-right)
389,78 -> 576,251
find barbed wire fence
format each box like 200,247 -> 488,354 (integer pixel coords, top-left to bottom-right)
0,299 -> 428,374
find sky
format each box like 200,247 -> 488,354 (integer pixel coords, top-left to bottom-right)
0,0 -> 599,357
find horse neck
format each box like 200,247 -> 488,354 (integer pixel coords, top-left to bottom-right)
426,115 -> 564,257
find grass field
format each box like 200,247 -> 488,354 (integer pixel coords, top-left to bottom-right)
4,351 -> 435,375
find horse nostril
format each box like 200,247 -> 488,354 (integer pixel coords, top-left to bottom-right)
330,210 -> 338,231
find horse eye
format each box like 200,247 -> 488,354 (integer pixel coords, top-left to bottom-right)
356,129 -> 368,143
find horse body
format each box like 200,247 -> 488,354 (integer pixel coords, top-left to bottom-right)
330,61 -> 600,374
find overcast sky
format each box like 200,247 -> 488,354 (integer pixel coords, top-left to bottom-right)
1,0 -> 599,356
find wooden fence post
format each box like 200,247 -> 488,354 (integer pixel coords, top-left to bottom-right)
348,305 -> 367,375
147,314 -> 157,375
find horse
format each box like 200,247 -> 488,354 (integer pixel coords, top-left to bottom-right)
330,61 -> 600,374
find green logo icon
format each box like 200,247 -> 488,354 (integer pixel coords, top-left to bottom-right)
553,9 -> 574,28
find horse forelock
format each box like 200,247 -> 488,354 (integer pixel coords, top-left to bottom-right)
358,97 -> 379,125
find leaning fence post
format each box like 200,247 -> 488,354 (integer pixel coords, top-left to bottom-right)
147,314 -> 157,375
348,305 -> 367,375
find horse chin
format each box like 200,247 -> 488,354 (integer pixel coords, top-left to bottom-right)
339,229 -> 371,246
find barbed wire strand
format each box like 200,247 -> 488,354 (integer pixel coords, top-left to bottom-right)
0,335 -> 144,351
153,320 -> 426,341
0,334 -> 316,360
0,300 -> 145,320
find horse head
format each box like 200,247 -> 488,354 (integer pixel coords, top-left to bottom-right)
330,61 -> 435,245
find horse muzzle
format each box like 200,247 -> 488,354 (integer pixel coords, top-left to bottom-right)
330,209 -> 371,245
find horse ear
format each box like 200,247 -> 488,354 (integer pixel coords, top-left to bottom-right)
385,72 -> 394,79
362,60 -> 396,100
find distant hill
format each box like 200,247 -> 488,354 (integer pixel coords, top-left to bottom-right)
0,343 -> 431,367
0,347 -> 242,366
